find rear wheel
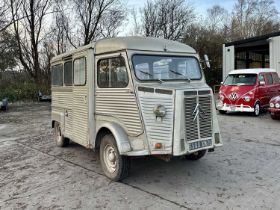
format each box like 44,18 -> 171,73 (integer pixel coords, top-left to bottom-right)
53,122 -> 69,147
100,134 -> 130,181
185,150 -> 206,160
253,102 -> 260,116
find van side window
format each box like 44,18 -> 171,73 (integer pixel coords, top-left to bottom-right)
273,73 -> 280,84
64,61 -> 73,86
259,75 -> 265,84
51,64 -> 63,86
265,74 -> 273,85
98,57 -> 128,88
74,57 -> 86,85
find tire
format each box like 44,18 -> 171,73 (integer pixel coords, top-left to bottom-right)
185,150 -> 206,160
219,110 -> 227,114
253,102 -> 260,116
100,134 -> 130,181
53,122 -> 69,147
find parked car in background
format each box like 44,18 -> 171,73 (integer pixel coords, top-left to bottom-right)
0,98 -> 8,111
37,91 -> 51,102
268,96 -> 280,119
216,68 -> 280,116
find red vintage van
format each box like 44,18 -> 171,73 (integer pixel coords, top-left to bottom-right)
216,68 -> 280,116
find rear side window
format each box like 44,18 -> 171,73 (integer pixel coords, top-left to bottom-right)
64,61 -> 73,86
259,74 -> 265,83
52,64 -> 63,86
74,57 -> 86,85
265,74 -> 273,85
273,73 -> 280,84
97,57 -> 129,88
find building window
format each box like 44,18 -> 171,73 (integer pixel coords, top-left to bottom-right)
64,61 -> 73,86
97,57 -> 129,88
74,57 -> 86,85
52,64 -> 63,86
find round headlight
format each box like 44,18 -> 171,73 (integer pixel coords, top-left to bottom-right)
270,103 -> 275,108
153,105 -> 166,117
276,103 -> 280,108
243,96 -> 251,102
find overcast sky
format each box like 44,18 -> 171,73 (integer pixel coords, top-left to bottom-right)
120,0 -> 280,35
125,0 -> 280,13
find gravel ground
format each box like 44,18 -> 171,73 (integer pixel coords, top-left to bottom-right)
0,103 -> 279,210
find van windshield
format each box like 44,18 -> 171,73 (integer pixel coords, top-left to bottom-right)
132,55 -> 202,81
224,74 -> 257,86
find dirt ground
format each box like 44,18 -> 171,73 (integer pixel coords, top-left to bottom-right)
0,102 -> 280,210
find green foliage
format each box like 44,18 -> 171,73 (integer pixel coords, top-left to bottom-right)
0,80 -> 50,102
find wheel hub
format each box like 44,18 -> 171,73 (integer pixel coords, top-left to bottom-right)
104,145 -> 117,173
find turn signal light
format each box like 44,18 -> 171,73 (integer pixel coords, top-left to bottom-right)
155,143 -> 162,149
215,133 -> 220,144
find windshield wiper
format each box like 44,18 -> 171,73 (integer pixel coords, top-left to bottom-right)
139,70 -> 152,77
139,70 -> 164,83
169,69 -> 191,82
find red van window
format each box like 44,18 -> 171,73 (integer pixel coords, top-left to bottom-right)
265,74 -> 273,85
272,73 -> 280,84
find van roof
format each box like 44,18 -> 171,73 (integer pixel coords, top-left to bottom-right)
95,36 -> 196,54
229,68 -> 277,75
51,36 -> 196,63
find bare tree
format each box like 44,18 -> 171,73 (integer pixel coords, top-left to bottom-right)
51,0 -> 69,54
206,5 -> 229,33
9,0 -> 52,84
62,0 -> 125,48
141,0 -> 195,40
129,8 -> 142,36
231,0 -> 279,39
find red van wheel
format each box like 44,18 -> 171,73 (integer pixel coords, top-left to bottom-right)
253,102 -> 260,116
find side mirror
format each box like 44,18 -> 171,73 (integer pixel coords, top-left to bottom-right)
220,82 -> 224,85
204,54 -> 211,69
259,81 -> 265,86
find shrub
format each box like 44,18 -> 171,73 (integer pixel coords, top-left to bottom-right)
0,80 -> 50,102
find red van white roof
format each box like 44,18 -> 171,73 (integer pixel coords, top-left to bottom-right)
229,68 -> 276,75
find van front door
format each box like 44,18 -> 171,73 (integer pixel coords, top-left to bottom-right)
95,52 -> 143,138
257,74 -> 268,106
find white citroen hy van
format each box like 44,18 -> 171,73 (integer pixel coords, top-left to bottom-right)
51,37 -> 222,181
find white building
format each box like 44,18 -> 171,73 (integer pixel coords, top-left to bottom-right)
223,32 -> 280,80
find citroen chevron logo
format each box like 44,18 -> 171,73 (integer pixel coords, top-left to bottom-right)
192,103 -> 205,121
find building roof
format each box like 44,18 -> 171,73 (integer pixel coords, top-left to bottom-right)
229,68 -> 276,75
51,36 -> 196,63
225,31 -> 280,47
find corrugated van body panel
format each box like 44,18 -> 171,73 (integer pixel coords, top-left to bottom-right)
138,91 -> 174,152
72,86 -> 88,146
96,89 -> 142,136
52,87 -> 73,138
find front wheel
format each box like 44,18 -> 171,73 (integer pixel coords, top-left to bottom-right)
100,134 -> 130,181
271,114 -> 278,120
219,110 -> 227,114
253,102 -> 260,116
185,150 -> 206,160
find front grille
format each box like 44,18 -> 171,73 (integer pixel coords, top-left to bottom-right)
184,92 -> 212,141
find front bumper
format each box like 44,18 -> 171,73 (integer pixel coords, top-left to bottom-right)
268,108 -> 280,114
216,100 -> 254,112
